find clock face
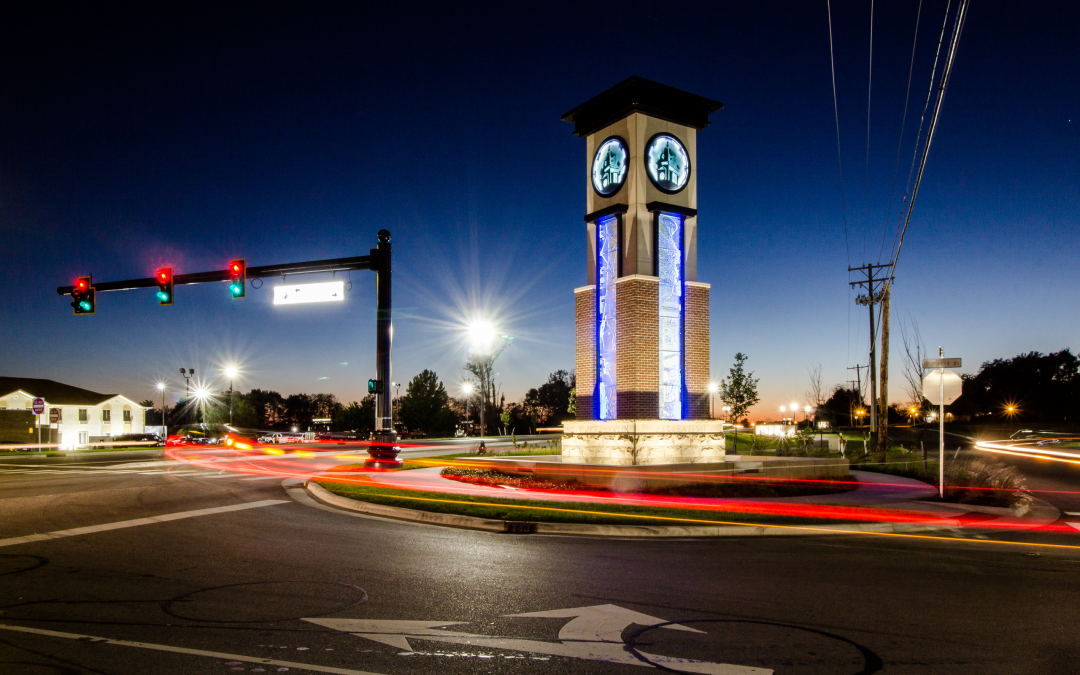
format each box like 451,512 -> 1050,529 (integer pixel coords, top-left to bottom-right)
645,133 -> 691,193
591,136 -> 628,196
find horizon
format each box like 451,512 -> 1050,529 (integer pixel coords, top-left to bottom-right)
2,2 -> 1077,420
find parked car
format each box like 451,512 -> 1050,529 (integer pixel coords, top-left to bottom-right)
257,433 -> 282,444
111,433 -> 163,446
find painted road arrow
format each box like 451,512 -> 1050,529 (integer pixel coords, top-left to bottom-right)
305,603 -> 771,674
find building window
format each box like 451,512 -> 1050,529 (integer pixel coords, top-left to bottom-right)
79,409 -> 88,423
123,409 -> 131,423
102,409 -> 111,423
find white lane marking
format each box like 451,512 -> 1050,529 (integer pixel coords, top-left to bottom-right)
242,476 -> 281,481
0,624 -> 385,675
0,500 -> 287,548
1065,512 -> 1080,516
1067,522 -> 1080,532
308,604 -> 770,674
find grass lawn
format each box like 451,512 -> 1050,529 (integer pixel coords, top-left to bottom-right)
316,480 -> 843,527
0,445 -> 160,457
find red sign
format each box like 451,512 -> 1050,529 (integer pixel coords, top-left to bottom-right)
32,398 -> 44,415
49,408 -> 60,424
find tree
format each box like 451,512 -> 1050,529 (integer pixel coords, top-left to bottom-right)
899,315 -> 930,414
248,389 -> 285,429
820,385 -> 865,427
335,396 -> 376,435
952,350 -> 1080,422
524,370 -> 576,426
284,393 -> 315,429
464,338 -> 511,436
720,353 -> 760,424
398,370 -> 457,436
805,362 -> 826,417
140,399 -> 161,426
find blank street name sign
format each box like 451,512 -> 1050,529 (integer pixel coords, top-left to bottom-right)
273,281 -> 345,305
923,358 -> 961,369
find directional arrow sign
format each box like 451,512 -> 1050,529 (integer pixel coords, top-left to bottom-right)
305,603 -> 771,674
923,369 -> 963,405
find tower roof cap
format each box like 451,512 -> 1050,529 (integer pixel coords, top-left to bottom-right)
561,76 -> 722,138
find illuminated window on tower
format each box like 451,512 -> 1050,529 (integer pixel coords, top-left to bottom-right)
596,214 -> 618,420
657,212 -> 684,420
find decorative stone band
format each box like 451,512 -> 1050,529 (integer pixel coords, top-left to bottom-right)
563,419 -> 726,466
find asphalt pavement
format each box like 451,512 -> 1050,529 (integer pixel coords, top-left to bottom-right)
0,449 -> 1078,674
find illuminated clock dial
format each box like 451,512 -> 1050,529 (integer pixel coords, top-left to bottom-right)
591,136 -> 629,197
645,133 -> 690,194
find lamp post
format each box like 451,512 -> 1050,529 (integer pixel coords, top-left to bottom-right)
224,366 -> 238,426
707,382 -> 719,418
466,319 -> 512,444
780,405 -> 786,424
179,368 -> 193,426
156,382 -> 167,438
462,382 -> 474,429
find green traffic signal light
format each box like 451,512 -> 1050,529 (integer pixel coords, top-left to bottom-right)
79,300 -> 92,311
230,283 -> 243,297
156,291 -> 170,302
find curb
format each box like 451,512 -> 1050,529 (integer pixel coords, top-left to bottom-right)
303,480 -> 972,538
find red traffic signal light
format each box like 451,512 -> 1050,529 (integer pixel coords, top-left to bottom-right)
228,259 -> 246,299
155,267 -> 173,305
72,276 -> 95,315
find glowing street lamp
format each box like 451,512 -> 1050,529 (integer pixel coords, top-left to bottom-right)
156,382 -> 167,437
464,318 -> 512,443
707,382 -> 719,418
224,365 -> 239,426
462,382 -> 475,425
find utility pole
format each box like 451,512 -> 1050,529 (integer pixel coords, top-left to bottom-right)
850,263 -> 891,451
878,284 -> 891,456
847,364 -> 864,428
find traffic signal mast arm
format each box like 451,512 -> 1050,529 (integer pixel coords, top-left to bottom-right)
56,253 -> 375,296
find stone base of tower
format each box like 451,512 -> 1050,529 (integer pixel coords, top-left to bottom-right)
562,419 -> 725,466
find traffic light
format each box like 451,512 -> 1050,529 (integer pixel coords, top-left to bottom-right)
228,259 -> 246,299
71,276 -> 95,315
368,379 -> 383,394
155,267 -> 173,305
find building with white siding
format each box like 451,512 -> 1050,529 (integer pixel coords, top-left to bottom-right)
0,377 -> 147,449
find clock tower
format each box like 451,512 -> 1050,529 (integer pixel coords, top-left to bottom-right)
563,76 -> 721,423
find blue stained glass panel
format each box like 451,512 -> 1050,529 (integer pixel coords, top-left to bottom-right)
657,212 -> 684,420
596,215 -> 618,420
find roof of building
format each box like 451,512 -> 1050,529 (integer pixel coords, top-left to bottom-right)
561,76 -> 723,138
0,377 -> 131,406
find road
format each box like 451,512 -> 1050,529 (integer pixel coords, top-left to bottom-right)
0,448 -> 1078,674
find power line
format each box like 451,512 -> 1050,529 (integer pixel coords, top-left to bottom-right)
878,0 -> 924,263
886,0 -> 954,267
891,0 -> 970,278
864,0 -> 873,262
826,0 -> 850,266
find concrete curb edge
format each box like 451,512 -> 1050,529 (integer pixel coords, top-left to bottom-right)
303,480 -> 972,538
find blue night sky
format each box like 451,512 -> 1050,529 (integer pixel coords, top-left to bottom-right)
2,2 -> 1077,418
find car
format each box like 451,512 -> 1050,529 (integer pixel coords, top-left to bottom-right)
257,433 -> 282,444
111,433 -> 164,446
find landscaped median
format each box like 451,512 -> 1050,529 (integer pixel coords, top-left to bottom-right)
303,467 -> 972,537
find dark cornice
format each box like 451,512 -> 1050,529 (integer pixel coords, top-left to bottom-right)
645,202 -> 698,218
583,203 -> 629,223
562,76 -> 722,138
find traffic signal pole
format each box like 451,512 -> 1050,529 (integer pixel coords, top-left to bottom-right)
57,230 -> 400,467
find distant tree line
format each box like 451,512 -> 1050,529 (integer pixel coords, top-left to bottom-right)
142,367 -> 577,437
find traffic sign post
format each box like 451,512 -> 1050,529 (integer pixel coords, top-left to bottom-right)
33,398 -> 44,452
923,351 -> 962,498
